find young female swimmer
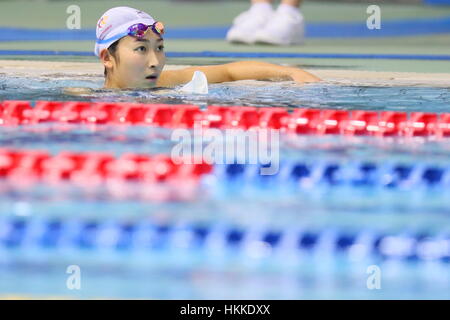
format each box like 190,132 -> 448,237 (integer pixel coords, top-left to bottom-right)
94,6 -> 320,90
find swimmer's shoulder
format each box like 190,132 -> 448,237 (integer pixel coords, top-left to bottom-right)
157,69 -> 190,88
156,71 -> 174,88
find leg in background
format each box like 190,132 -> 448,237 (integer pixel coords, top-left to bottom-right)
253,0 -> 305,45
226,0 -> 305,45
280,0 -> 303,7
226,0 -> 276,44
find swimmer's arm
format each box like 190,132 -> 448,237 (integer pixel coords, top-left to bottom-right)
63,87 -> 95,95
157,61 -> 320,87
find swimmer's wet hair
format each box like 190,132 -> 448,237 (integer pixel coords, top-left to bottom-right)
104,39 -> 121,77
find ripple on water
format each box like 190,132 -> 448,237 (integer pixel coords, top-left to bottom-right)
1,76 -> 450,112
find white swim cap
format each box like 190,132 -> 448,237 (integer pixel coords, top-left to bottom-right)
94,6 -> 156,57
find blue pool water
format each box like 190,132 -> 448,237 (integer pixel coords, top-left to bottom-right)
0,76 -> 450,299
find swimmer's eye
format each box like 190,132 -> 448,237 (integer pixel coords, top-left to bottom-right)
135,46 -> 147,52
157,45 -> 165,52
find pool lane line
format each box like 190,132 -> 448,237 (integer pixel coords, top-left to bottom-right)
0,149 -> 211,200
1,215 -> 449,263
1,100 -> 450,138
169,52 -> 450,61
2,15 -> 450,40
1,148 -> 450,190
2,50 -> 450,61
218,162 -> 449,188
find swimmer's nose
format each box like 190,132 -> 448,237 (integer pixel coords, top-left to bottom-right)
147,51 -> 161,70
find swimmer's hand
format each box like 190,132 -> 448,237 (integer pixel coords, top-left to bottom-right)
63,87 -> 95,96
288,68 -> 321,84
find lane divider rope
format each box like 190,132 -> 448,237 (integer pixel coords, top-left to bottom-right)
0,148 -> 212,187
1,148 -> 449,189
1,100 -> 450,137
217,162 -> 450,189
0,217 -> 448,263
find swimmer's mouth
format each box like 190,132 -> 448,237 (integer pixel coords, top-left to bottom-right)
146,75 -> 158,81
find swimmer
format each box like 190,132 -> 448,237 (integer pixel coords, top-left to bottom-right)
66,6 -> 319,94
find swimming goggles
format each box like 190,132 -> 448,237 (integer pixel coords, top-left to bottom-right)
96,22 -> 165,45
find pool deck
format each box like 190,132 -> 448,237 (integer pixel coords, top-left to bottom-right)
2,59 -> 450,88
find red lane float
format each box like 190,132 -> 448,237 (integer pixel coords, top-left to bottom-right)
0,148 -> 212,186
1,100 -> 450,137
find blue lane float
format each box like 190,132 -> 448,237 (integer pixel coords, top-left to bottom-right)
0,217 -> 449,263
214,162 -> 450,189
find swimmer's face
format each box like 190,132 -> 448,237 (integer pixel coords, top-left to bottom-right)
103,30 -> 165,89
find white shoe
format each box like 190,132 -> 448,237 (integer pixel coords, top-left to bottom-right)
226,5 -> 274,44
253,6 -> 305,46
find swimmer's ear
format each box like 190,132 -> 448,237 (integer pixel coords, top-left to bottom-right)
99,49 -> 114,70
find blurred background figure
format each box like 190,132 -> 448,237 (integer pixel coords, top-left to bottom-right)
226,0 -> 304,45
